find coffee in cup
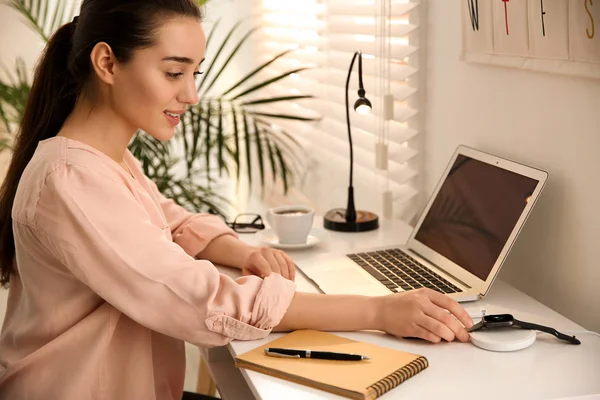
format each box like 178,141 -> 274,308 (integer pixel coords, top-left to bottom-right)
273,208 -> 310,216
267,205 -> 314,244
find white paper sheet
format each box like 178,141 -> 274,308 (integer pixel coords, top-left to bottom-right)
463,0 -> 494,54
569,0 -> 600,63
528,0 -> 569,59
493,0 -> 530,56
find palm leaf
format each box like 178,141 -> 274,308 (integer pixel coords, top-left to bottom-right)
216,100 -> 225,176
221,49 -> 295,98
253,119 -> 265,190
241,95 -> 314,106
9,0 -> 46,40
204,18 -> 221,48
231,106 -> 241,187
257,125 -> 306,176
255,118 -> 304,149
0,58 -> 31,131
179,107 -> 191,171
171,180 -> 230,217
275,147 -> 289,192
0,137 -> 12,153
242,111 -> 253,191
203,105 -> 212,187
231,68 -> 312,100
197,20 -> 244,94
50,0 -> 68,36
0,107 -> 11,134
202,26 -> 261,96
265,138 -> 277,183
248,112 -> 320,122
129,133 -> 172,176
196,18 -> 221,91
190,105 -> 203,174
9,0 -> 78,42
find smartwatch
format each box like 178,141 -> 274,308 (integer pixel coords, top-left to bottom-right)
467,314 -> 581,345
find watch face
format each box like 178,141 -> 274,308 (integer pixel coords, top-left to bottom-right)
484,314 -> 514,327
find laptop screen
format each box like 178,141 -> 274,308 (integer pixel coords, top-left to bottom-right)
414,154 -> 539,281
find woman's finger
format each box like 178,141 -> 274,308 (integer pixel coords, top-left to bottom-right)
262,249 -> 281,275
427,290 -> 473,329
418,313 -> 456,342
274,250 -> 292,280
284,252 -> 296,281
406,324 -> 442,344
279,251 -> 296,281
251,254 -> 272,278
424,302 -> 470,342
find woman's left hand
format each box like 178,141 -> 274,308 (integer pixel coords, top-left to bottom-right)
241,247 -> 296,281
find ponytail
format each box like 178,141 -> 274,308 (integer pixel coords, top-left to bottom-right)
0,21 -> 79,286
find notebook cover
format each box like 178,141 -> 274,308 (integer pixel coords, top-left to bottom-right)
235,330 -> 428,400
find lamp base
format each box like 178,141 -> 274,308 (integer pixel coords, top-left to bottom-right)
323,208 -> 379,232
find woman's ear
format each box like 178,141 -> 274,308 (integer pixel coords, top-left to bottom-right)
90,42 -> 117,85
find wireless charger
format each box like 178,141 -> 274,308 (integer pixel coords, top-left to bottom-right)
469,327 -> 537,352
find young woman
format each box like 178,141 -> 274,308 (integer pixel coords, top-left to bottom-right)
0,1 -> 473,399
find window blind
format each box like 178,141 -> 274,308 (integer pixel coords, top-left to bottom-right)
254,0 -> 421,221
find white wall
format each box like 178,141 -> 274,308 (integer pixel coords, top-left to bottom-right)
424,1 -> 600,332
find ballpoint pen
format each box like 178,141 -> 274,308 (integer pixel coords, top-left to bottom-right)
264,348 -> 370,361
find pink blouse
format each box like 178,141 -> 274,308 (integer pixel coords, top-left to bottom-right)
0,136 -> 296,399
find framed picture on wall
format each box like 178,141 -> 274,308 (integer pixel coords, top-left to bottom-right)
461,0 -> 600,79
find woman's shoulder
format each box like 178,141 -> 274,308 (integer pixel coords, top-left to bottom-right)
13,137 -> 132,225
23,136 -> 127,184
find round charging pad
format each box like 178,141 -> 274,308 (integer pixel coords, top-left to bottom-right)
470,327 -> 537,352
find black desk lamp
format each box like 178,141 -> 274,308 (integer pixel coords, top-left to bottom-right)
323,51 -> 379,232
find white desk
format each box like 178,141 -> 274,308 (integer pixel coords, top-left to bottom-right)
206,218 -> 600,400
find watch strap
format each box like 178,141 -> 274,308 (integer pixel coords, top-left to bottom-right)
514,319 -> 581,344
466,319 -> 485,333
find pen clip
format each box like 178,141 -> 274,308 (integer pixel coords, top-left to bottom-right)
264,350 -> 301,358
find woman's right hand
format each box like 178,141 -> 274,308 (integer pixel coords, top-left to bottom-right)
374,288 -> 474,343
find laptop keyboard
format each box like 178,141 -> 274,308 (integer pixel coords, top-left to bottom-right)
347,249 -> 463,294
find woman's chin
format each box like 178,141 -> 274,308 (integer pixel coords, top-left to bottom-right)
143,128 -> 176,142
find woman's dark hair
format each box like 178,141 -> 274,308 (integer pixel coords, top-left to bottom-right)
0,0 -> 203,286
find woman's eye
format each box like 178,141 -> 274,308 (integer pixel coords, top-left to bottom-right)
193,71 -> 204,77
166,72 -> 184,79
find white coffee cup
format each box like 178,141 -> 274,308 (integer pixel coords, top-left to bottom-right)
267,205 -> 314,245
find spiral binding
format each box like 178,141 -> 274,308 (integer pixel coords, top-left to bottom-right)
366,356 -> 429,398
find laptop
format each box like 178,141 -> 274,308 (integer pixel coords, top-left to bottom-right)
297,145 -> 548,302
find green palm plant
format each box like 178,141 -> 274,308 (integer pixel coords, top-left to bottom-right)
0,58 -> 29,150
1,0 -> 318,216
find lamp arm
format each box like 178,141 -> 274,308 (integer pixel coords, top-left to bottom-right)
358,51 -> 365,95
345,51 -> 361,223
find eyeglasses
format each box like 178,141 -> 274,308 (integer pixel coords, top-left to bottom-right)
226,213 -> 265,234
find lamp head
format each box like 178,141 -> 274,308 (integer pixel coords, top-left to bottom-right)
354,97 -> 372,115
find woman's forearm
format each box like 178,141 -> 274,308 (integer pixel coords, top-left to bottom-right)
274,292 -> 381,332
195,234 -> 253,269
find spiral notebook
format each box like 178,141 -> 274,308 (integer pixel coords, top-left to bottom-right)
235,330 -> 428,400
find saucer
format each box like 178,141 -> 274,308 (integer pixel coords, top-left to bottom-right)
256,228 -> 328,250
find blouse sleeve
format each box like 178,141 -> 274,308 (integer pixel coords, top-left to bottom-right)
33,165 -> 296,347
132,155 -> 237,258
